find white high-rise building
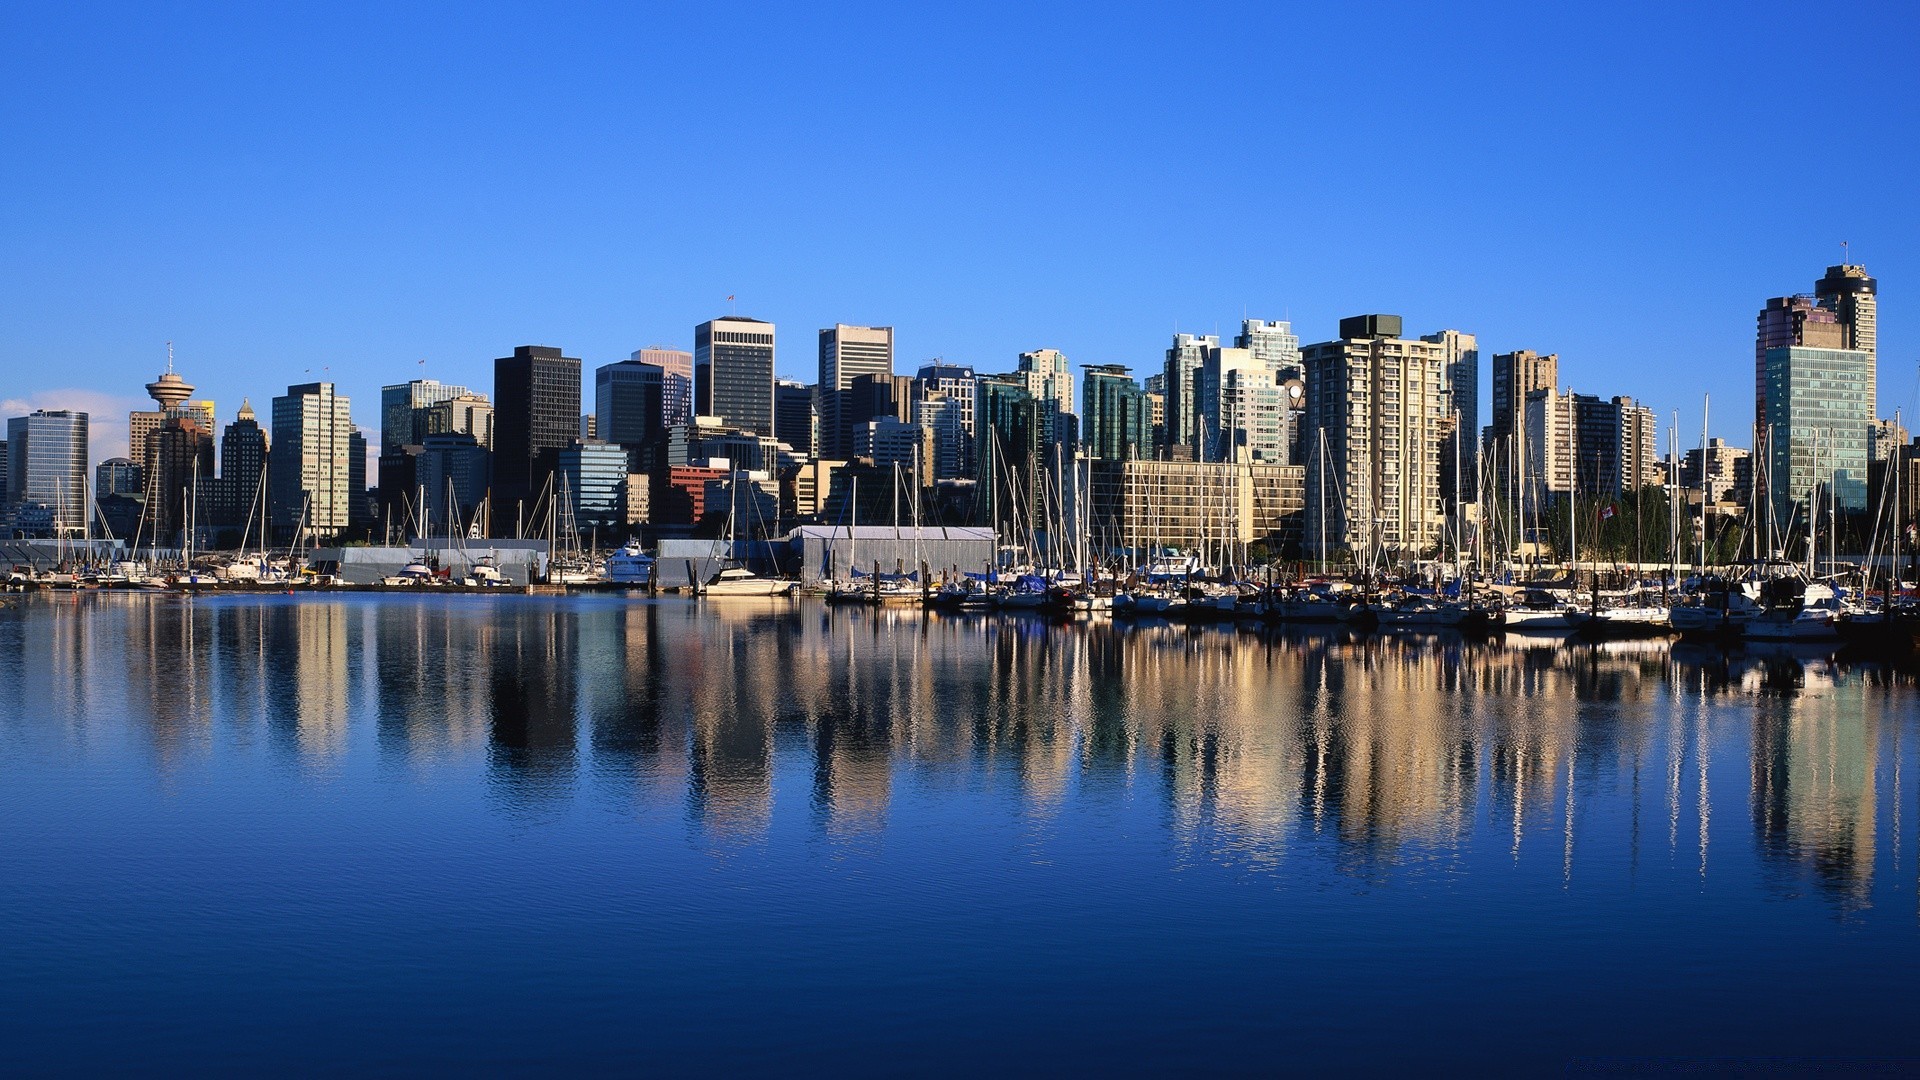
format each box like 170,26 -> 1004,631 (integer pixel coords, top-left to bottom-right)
1302,316 -> 1448,561
818,324 -> 895,460
1017,348 -> 1076,449
1235,319 -> 1302,379
1199,346 -> 1288,464
271,382 -> 354,542
1163,333 -> 1217,460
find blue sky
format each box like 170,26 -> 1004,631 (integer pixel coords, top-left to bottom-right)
3,1 -> 1916,462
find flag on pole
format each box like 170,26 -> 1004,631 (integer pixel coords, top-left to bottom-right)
1600,505 -> 1617,522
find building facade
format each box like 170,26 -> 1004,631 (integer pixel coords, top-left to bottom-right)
694,316 -> 775,437
1080,364 -> 1150,463
817,324 -> 894,460
269,383 -> 353,541
1199,346 -> 1286,464
1762,345 -> 1874,526
493,345 -> 583,534
774,379 -> 817,458
4,410 -> 89,536
1301,316 -> 1447,561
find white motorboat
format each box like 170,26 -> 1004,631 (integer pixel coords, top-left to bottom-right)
701,567 -> 796,597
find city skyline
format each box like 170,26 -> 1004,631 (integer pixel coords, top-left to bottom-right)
3,5 -> 1913,463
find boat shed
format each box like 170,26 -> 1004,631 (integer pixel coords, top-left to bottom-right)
788,526 -> 996,588
310,542 -> 549,585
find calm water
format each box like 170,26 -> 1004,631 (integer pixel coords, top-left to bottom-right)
2,593 -> 1918,1073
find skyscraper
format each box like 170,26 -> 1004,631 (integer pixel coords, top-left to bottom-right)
595,359 -> 667,456
493,345 -> 583,533
694,317 -> 775,436
975,375 -> 1039,526
1080,364 -> 1150,463
632,346 -> 694,431
1163,333 -> 1217,460
148,413 -> 215,539
1486,349 -> 1558,506
1017,348 -> 1076,450
221,400 -> 269,514
1815,263 -> 1877,358
1754,263 -> 1874,508
1762,344 -> 1873,528
1235,319 -> 1302,380
270,383 -> 353,541
4,410 -> 89,536
817,324 -> 894,459
915,363 -> 976,478
1301,316 -> 1447,560
380,379 -> 469,451
1421,330 -> 1479,508
1199,346 -> 1287,464
774,379 -> 816,457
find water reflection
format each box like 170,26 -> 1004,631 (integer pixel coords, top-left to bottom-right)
5,593 -> 1917,912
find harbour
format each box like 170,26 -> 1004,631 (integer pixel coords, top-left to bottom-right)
3,591 -> 1919,1071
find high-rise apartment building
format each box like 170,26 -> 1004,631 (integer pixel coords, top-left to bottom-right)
1485,349 -> 1559,507
1080,364 -> 1150,463
493,345 -> 583,532
632,346 -> 694,431
817,324 -> 894,459
4,410 -> 89,536
1235,319 -> 1303,380
1421,330 -> 1479,507
1301,316 -> 1447,560
1755,295 -> 1844,430
1199,347 -> 1287,464
694,317 -> 775,436
269,383 -> 353,541
774,379 -> 817,457
1163,334 -> 1217,460
1683,439 -> 1753,508
1017,349 -> 1077,451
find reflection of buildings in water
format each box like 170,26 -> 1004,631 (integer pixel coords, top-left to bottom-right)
372,601 -> 492,767
128,595 -> 216,766
1301,635 -> 1480,853
1752,691 -> 1877,908
290,601 -> 353,762
486,606 -> 579,804
684,611 -> 778,839
586,604 -> 690,811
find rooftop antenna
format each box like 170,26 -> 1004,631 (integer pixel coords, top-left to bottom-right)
166,340 -> 174,374
1841,240 -> 1850,265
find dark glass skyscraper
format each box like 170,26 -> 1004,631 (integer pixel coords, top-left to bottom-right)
493,345 -> 583,534
1080,364 -> 1149,462
221,400 -> 269,519
595,359 -> 666,462
694,317 -> 774,437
